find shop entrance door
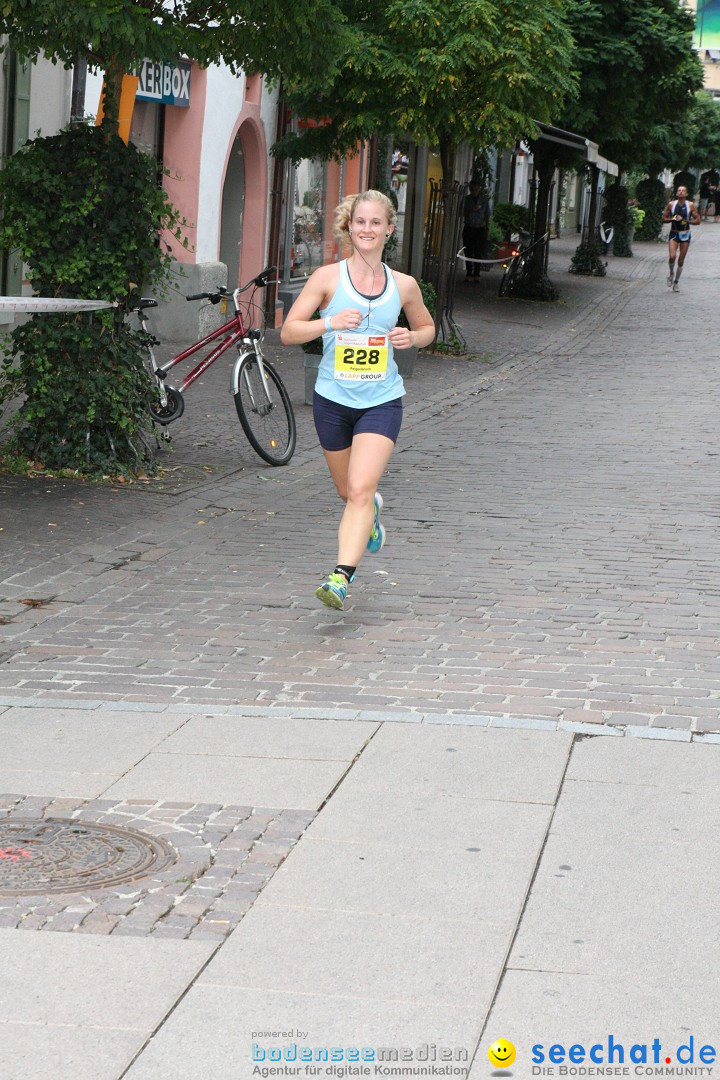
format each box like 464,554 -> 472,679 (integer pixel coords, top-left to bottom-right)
220,133 -> 245,289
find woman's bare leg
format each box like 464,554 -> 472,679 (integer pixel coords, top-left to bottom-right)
323,432 -> 395,569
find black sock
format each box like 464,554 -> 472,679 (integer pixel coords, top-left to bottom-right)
335,564 -> 356,583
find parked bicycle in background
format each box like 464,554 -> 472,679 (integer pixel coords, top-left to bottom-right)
498,227 -> 531,297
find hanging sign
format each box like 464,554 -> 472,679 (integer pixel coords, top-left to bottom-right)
135,59 -> 191,107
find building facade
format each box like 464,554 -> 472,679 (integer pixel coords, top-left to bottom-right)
0,46 -> 73,317
689,0 -> 720,95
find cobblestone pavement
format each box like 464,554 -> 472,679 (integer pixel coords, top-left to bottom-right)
1,233 -> 719,732
0,792 -> 312,938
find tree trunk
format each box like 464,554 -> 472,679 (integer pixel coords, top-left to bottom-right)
556,169 -> 565,237
586,164 -> 599,242
569,164 -> 606,276
529,147 -> 553,280
101,59 -> 124,129
433,134 -> 457,342
512,141 -> 559,300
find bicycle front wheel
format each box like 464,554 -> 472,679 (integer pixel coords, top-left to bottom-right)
498,257 -> 518,298
234,351 -> 296,466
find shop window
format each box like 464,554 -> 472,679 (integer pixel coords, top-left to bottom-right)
391,147 -> 409,213
130,100 -> 164,159
290,158 -> 326,279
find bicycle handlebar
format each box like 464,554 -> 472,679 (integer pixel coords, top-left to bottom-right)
185,265 -> 277,304
252,265 -> 276,287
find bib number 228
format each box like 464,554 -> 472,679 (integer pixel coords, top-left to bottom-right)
341,346 -> 381,365
334,333 -> 388,382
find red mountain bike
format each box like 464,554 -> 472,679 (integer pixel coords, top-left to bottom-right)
134,265 -> 296,466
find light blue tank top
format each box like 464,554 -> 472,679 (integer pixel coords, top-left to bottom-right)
317,260 -> 404,407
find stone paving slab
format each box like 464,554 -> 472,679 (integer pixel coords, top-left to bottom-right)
0,929 -> 215,1079
464,730 -> 720,1078
306,785 -> 552,853
155,713 -> 379,759
102,749 -> 357,809
508,815 -> 717,977
123,985 -> 480,1080
252,835 -> 536,924
0,1025 -> 143,1080
0,927 -> 214,1023
566,728 -> 720,791
469,969 -> 718,1080
0,708 -> 188,799
204,903 -> 509,1009
333,722 -> 573,805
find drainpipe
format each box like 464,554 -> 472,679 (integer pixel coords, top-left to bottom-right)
265,83 -> 288,328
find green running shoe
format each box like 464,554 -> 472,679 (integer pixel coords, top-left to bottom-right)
366,492 -> 385,553
315,572 -> 348,610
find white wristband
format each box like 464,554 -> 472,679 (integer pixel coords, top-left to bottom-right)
325,315 -> 333,333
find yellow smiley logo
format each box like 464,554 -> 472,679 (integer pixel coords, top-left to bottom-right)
488,1040 -> 516,1069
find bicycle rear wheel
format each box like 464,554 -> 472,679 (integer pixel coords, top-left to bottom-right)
234,351 -> 296,466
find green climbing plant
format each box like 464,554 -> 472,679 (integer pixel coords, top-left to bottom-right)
0,124 -> 186,476
604,182 -> 632,258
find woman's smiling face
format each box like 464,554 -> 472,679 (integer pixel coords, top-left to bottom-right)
351,200 -> 392,248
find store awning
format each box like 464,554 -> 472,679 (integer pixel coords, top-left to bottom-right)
532,122 -> 618,177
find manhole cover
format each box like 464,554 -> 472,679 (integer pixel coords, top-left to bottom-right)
0,818 -> 176,896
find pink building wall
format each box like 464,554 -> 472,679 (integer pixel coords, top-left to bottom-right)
161,65 -> 207,263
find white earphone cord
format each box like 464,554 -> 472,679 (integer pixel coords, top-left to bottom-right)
349,227 -> 377,306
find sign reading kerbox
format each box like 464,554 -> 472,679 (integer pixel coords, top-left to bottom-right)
135,59 -> 191,107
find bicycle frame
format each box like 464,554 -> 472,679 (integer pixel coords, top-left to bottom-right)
136,263 -> 296,464
153,300 -> 251,395
137,269 -> 279,428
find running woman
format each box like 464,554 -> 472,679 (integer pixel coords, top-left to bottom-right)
281,190 -> 435,610
662,185 -> 700,292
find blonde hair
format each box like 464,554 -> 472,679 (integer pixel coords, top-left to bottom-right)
333,190 -> 396,251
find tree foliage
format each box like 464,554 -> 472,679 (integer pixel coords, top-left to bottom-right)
275,0 -> 577,178
274,0 -> 577,337
557,0 -> 703,172
685,92 -> 720,168
635,91 -> 720,179
635,176 -> 666,241
663,90 -> 720,172
0,0 -> 348,116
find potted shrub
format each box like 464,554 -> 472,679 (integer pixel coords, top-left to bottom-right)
301,309 -> 323,405
395,279 -> 437,377
491,202 -> 530,259
628,204 -> 645,241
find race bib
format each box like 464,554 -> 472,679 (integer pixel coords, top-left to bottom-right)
334,333 -> 388,382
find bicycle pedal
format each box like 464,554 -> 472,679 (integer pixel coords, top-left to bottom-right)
161,431 -> 172,443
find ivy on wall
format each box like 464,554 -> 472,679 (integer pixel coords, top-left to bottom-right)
0,124 -> 185,476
